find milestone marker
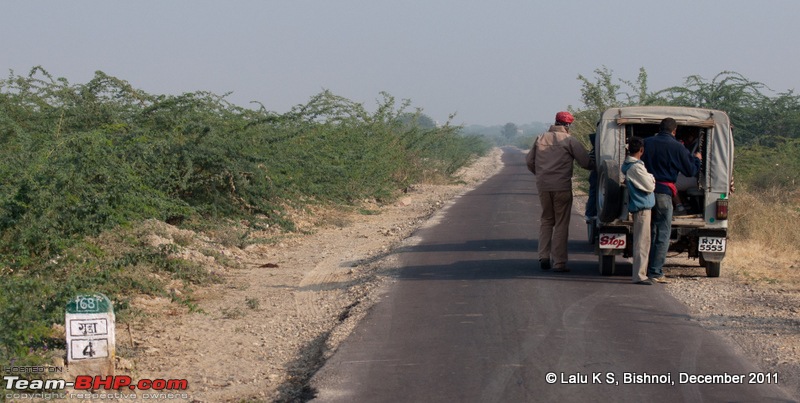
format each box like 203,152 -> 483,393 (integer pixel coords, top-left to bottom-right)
66,293 -> 115,377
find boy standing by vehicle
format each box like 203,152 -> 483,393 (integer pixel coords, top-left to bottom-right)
622,136 -> 656,285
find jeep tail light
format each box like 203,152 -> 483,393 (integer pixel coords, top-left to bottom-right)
716,199 -> 728,220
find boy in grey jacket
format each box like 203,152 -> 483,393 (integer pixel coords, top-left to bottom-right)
621,137 -> 656,285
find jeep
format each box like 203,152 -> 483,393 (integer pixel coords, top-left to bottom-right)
589,106 -> 734,277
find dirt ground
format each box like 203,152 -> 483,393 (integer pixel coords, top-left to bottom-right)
62,148 -> 798,402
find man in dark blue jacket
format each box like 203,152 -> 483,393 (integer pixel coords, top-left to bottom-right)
640,118 -> 702,282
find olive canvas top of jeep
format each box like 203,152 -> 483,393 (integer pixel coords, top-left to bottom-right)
592,106 -> 734,277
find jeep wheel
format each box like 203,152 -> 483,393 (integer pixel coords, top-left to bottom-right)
704,261 -> 721,277
598,160 -> 623,223
699,256 -> 721,277
599,255 -> 615,276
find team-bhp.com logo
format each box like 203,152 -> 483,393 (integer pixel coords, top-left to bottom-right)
4,374 -> 189,400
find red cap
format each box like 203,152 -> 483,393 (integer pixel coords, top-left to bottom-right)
555,111 -> 575,124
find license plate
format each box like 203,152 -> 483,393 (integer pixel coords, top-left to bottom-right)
599,233 -> 626,249
698,237 -> 726,253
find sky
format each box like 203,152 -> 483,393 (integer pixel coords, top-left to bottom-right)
2,0 -> 799,126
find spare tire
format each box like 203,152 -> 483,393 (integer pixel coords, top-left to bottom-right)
598,160 -> 624,223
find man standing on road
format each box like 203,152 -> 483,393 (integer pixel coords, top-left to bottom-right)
640,117 -> 702,282
526,111 -> 593,272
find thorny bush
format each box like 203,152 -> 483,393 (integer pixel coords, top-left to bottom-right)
0,67 -> 489,367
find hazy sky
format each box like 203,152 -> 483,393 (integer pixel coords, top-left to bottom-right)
3,1 -> 799,126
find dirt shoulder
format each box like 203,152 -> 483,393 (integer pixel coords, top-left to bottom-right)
661,255 -> 800,398
108,148 -> 798,402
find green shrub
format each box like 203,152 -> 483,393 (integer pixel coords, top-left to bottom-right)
734,139 -> 800,198
0,68 -> 489,367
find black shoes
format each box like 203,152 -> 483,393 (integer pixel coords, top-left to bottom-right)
539,259 -> 551,271
540,259 -> 569,272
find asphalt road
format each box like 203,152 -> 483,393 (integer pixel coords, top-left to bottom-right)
309,148 -> 795,403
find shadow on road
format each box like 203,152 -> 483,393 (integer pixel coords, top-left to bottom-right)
390,258 -> 633,284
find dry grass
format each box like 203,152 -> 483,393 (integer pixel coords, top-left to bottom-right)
729,188 -> 800,247
725,187 -> 800,290
725,241 -> 800,290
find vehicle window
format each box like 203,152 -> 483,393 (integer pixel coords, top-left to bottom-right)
624,124 -> 659,140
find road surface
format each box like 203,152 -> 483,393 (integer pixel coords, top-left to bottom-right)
309,148 -> 795,402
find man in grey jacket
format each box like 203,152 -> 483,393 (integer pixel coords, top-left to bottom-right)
526,111 -> 593,272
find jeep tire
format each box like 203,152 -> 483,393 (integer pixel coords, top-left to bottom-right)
700,255 -> 721,277
599,254 -> 615,276
598,160 -> 623,223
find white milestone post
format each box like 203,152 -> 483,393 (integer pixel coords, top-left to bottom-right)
65,293 -> 116,377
